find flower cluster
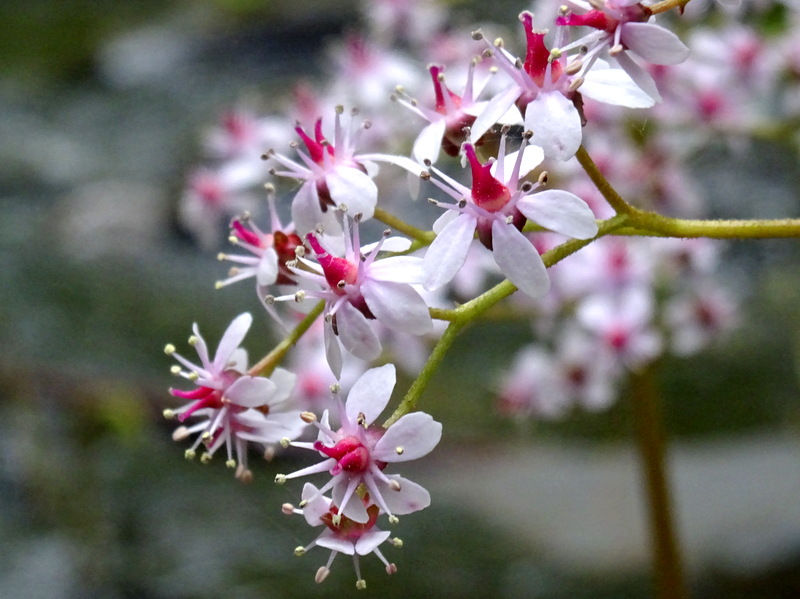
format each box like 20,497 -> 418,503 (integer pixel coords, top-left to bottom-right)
155,0 -> 796,588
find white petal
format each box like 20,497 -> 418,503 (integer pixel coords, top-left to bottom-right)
355,531 -> 392,555
490,144 -> 544,182
255,248 -> 279,286
358,152 -> 426,177
324,320 -> 343,379
334,479 -> 370,523
581,68 -> 656,109
432,209 -> 458,235
373,412 -> 442,462
517,189 -> 598,239
368,256 -> 424,283
491,221 -> 549,298
614,52 -> 662,102
524,92 -> 582,161
290,181 -> 323,236
300,483 -> 329,525
412,119 -> 446,164
380,475 -> 431,515
213,312 -> 252,371
470,86 -> 521,142
316,532 -> 356,555
621,22 -> 690,65
225,375 -> 276,408
361,236 -> 412,254
326,167 -> 378,220
423,213 -> 476,290
336,302 -> 382,361
268,367 -> 297,405
362,280 -> 433,335
345,364 -> 396,425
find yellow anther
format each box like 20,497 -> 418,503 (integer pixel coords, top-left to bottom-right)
162,408 -> 175,419
294,546 -> 306,557
200,452 -> 212,464
275,474 -> 287,485
395,446 -> 404,455
188,335 -> 199,346
356,579 -> 367,590
164,344 -> 176,355
225,459 -> 236,469
184,449 -> 196,460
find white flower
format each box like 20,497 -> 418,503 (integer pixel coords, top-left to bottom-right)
164,313 -> 306,481
472,12 -> 654,161
422,130 -> 597,298
271,216 -> 433,377
287,482 -> 401,589
278,364 -> 439,524
265,107 -> 380,236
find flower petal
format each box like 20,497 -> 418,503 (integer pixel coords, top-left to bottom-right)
368,256 -> 424,283
524,91 -> 582,161
355,530 -> 392,555
212,312 -> 252,372
224,375 -> 276,408
621,22 -> 690,65
423,213 -> 476,290
362,280 -> 432,335
491,221 -> 549,298
412,119 -> 446,163
581,68 -> 656,109
345,363 -> 396,425
373,411 -> 442,462
380,475 -> 431,515
326,166 -> 378,220
336,302 -> 382,361
517,189 -> 599,239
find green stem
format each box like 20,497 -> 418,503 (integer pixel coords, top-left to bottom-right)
629,365 -> 687,599
575,145 -> 637,216
248,300 -> 325,377
374,207 -> 436,244
385,214 -> 631,425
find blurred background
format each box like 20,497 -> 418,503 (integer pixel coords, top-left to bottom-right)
2,0 -> 800,597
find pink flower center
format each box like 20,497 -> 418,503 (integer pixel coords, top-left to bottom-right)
315,435 -> 371,474
521,12 -> 563,87
321,503 -> 380,538
295,119 -> 334,165
306,233 -> 358,294
465,144 -> 511,212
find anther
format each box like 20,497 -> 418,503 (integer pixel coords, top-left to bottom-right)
226,459 -> 236,469
567,76 -> 584,93
264,182 -> 276,193
294,546 -> 306,557
275,474 -> 287,485
356,412 -> 367,427
315,566 -> 330,583
299,499 -> 308,508
356,579 -> 367,590
389,479 -> 402,491
263,446 -> 276,461
170,365 -> 181,376
172,426 -> 190,441
566,59 -> 582,75
388,515 -> 399,524
184,449 -> 196,460
382,228 -> 391,238
164,343 -> 176,355
538,171 -> 549,185
188,335 -> 199,346
391,537 -> 403,548
521,181 -> 534,193
354,212 -> 363,223
163,408 -> 175,419
300,412 -> 317,423
281,503 -> 295,515
386,563 -> 398,575
264,294 -> 275,304
395,446 -> 404,455
236,464 -> 253,483
294,290 -> 306,302
330,382 -> 341,394
471,29 -> 483,40
200,452 -> 212,464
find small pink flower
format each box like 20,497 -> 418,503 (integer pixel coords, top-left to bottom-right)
286,482 -> 401,589
266,107 -> 381,236
422,130 -> 597,297
271,217 -> 432,377
277,364 -> 439,524
164,313 -> 306,480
